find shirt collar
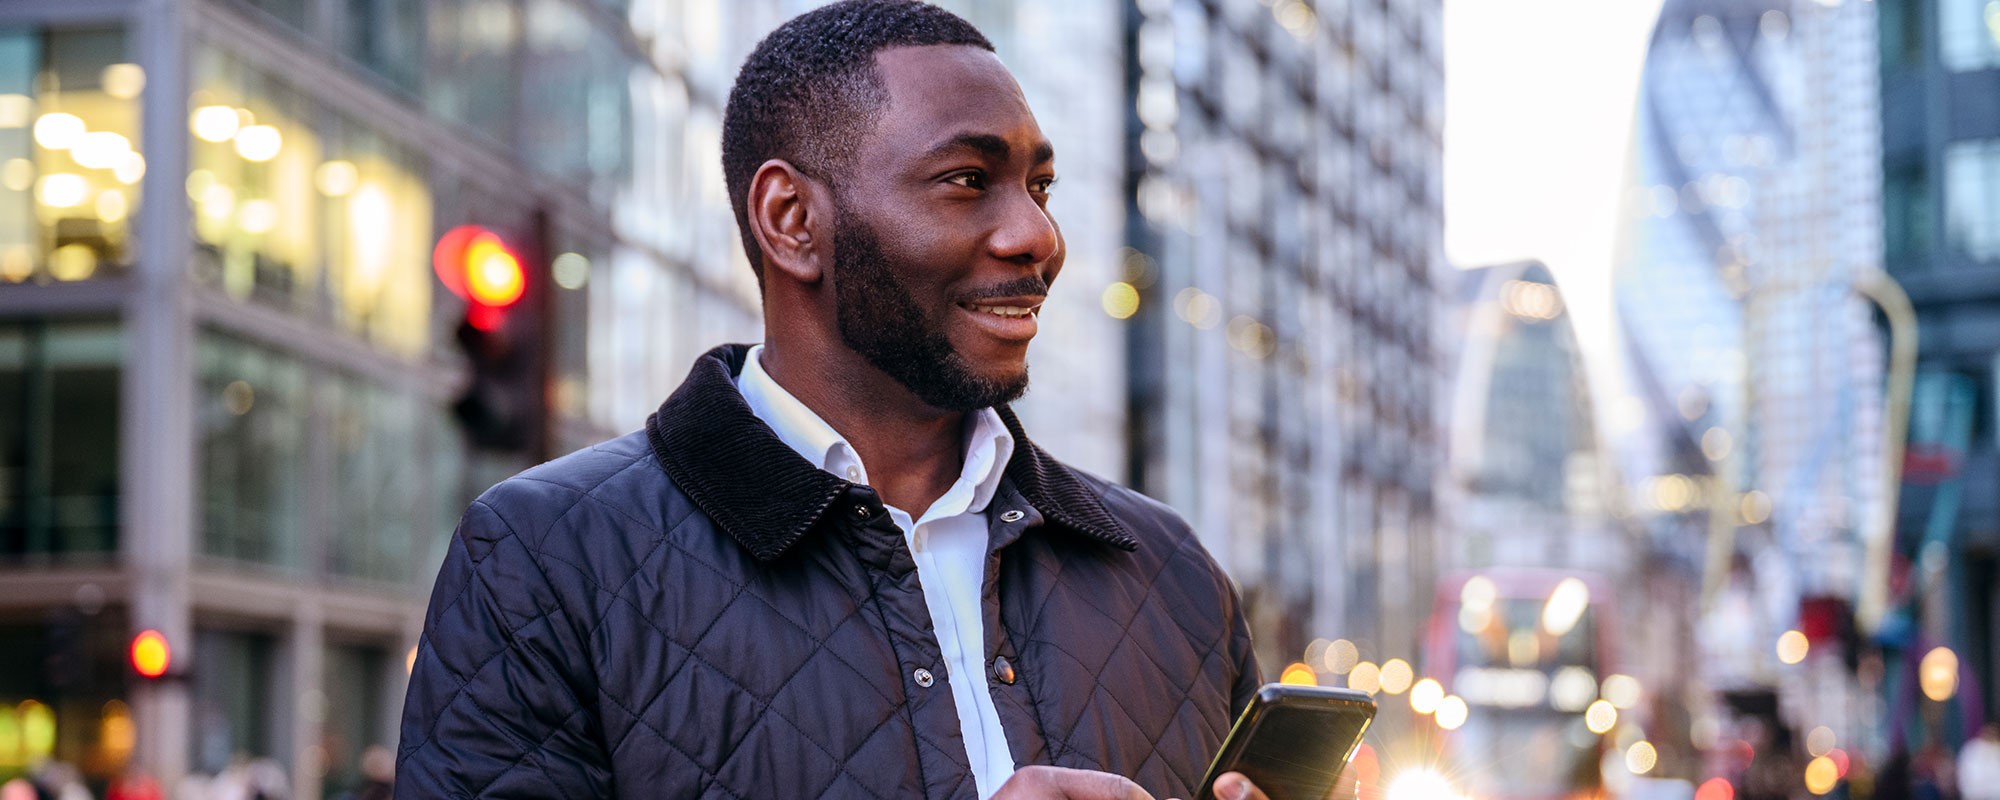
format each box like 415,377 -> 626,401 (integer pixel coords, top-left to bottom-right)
645,344 -> 1138,561
734,344 -> 1015,515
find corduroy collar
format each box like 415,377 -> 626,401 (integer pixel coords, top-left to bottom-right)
644,344 -> 1138,561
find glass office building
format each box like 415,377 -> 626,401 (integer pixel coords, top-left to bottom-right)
1119,0 -> 1445,680
0,0 -> 1131,793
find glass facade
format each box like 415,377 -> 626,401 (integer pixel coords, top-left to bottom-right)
190,628 -> 279,773
321,642 -> 390,799
0,321 -> 120,561
0,25 -> 142,284
1945,138 -> 2000,261
1941,0 -> 2000,70
199,332 -> 306,569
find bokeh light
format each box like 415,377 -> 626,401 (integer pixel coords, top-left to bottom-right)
1550,666 -> 1598,712
1805,725 -> 1835,757
1280,662 -> 1317,686
1410,678 -> 1444,714
1435,696 -> 1469,730
1919,646 -> 1958,701
1542,577 -> 1590,636
1804,755 -> 1838,795
191,105 -> 240,143
1347,661 -> 1381,694
33,112 -> 84,150
1625,740 -> 1658,774
1585,699 -> 1618,734
1378,658 -> 1414,695
1102,281 -> 1140,319
1601,674 -> 1642,709
1324,639 -> 1359,674
1776,630 -> 1810,665
1695,777 -> 1734,800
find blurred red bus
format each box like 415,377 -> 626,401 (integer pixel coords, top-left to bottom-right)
1419,568 -> 1622,800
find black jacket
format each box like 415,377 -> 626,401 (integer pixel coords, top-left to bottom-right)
397,344 -> 1261,798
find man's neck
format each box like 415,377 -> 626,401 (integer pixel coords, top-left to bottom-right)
759,340 -> 969,517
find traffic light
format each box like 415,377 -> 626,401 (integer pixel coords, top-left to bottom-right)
130,629 -> 171,679
435,221 -> 549,455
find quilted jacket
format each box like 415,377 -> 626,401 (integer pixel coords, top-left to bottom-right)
397,344 -> 1262,799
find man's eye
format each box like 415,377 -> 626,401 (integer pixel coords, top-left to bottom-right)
1033,177 -> 1058,194
947,172 -> 987,190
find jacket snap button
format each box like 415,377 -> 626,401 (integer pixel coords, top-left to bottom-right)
992,656 -> 1016,685
852,504 -> 872,519
999,510 -> 1025,523
913,668 -> 935,688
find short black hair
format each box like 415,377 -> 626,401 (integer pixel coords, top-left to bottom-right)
721,0 -> 994,281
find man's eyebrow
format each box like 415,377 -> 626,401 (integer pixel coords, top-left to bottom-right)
923,133 -> 1056,165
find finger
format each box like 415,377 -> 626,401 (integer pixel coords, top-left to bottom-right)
1211,772 -> 1269,800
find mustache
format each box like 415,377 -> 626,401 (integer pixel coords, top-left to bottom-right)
960,276 -> 1050,303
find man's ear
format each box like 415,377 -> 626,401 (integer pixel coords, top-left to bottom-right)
747,159 -> 826,285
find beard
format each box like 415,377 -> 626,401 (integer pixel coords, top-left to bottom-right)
829,199 -> 1033,412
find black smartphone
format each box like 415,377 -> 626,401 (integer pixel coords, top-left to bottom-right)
1193,684 -> 1377,800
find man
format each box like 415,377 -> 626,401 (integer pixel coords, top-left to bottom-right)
398,2 -> 1266,798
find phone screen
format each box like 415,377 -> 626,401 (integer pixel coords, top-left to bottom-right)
1197,686 -> 1375,800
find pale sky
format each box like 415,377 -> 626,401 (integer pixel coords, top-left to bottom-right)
1444,0 -> 1666,420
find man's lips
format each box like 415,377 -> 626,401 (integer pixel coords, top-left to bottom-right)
955,295 -> 1043,341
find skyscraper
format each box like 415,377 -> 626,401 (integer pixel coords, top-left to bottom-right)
1120,0 -> 1445,676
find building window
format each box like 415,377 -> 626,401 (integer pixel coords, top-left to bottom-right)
521,0 -> 632,195
191,628 -> 280,774
345,0 -> 425,94
0,620 -> 133,785
1944,139 -> 2000,262
329,375 -> 418,583
426,0 -> 518,146
321,643 -> 390,798
190,44 -> 435,359
1885,162 -> 1932,267
198,332 -> 307,569
0,321 -> 120,561
1941,0 -> 2000,70
0,26 -> 143,284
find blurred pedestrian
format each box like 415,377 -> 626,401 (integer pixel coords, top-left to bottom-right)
397,2 -> 1269,799
1961,725 -> 2000,800
105,766 -> 165,800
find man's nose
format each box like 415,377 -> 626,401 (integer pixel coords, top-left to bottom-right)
990,189 -> 1060,266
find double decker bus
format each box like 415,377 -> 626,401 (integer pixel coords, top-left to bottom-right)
1420,569 -> 1622,800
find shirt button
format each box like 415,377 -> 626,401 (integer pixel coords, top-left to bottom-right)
992,656 -> 1017,685
845,466 -> 861,481
999,509 -> 1025,523
913,668 -> 935,688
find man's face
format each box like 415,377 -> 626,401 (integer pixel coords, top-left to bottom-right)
824,45 -> 1063,412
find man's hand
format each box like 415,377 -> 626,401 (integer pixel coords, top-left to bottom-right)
988,767 -> 1270,800
990,766 -> 1155,799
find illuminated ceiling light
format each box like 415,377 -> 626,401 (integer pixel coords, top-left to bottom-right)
1347,661 -> 1381,694
33,112 -> 86,150
1323,639 -> 1359,674
1410,678 -> 1444,714
102,63 -> 146,99
37,173 -> 88,208
1379,659 -> 1414,695
0,94 -> 32,128
48,243 -> 97,281
1101,281 -> 1140,319
1919,647 -> 1959,702
1507,630 -> 1541,667
1602,674 -> 1642,709
95,189 -> 128,224
1280,662 -> 1318,686
1434,696 -> 1468,730
1626,741 -> 1659,774
315,159 -> 358,197
198,183 -> 236,223
1776,630 -> 1810,665
234,125 -> 283,162
1542,577 -> 1590,636
552,252 -> 590,290
190,105 -> 240,142
1585,699 -> 1618,734
1806,726 -> 1835,757
1804,755 -> 1838,795
72,131 -> 132,170
1457,604 -> 1492,634
238,198 -> 279,234
223,380 -> 255,416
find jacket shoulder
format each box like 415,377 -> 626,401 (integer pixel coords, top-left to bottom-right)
465,431 -> 670,553
1067,467 -> 1202,550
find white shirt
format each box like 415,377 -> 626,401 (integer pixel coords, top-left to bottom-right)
734,344 -> 1018,798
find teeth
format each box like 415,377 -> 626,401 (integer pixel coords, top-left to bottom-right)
969,304 -> 1035,318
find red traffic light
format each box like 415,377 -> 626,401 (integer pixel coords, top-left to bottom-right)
131,629 -> 171,678
434,225 -> 526,328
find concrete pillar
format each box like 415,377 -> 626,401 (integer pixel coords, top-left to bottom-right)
123,0 -> 194,786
